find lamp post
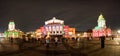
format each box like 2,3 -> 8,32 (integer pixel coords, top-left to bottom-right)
77,34 -> 80,41
117,30 -> 120,34
117,30 -> 120,38
77,34 -> 80,48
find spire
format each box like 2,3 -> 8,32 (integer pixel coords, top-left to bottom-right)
97,13 -> 106,28
98,13 -> 104,20
8,20 -> 15,30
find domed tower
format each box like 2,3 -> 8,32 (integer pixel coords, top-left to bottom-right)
97,14 -> 106,28
4,20 -> 24,38
8,20 -> 15,30
94,14 -> 106,30
92,13 -> 112,37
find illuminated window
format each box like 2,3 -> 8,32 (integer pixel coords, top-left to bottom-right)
49,26 -> 51,31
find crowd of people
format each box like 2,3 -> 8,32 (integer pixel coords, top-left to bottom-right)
7,36 -> 110,49
8,36 -> 73,49
8,35 -> 113,49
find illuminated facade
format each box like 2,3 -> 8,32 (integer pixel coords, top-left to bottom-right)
44,17 -> 64,35
35,29 -> 42,38
26,31 -> 36,38
92,14 -> 112,37
8,20 -> 15,30
4,20 -> 24,38
36,17 -> 76,38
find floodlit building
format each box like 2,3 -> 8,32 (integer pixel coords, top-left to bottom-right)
44,17 -> 64,35
26,31 -> 36,38
36,17 -> 76,38
4,20 -> 24,38
92,14 -> 112,37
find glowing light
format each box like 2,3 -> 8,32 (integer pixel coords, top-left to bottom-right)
92,14 -> 111,37
49,26 -> 51,31
77,34 -> 80,36
60,26 -> 63,31
45,27 -> 48,31
117,30 -> 120,34
8,21 -> 15,30
0,33 -> 4,37
45,17 -> 64,25
83,32 -> 87,37
56,26 -> 59,31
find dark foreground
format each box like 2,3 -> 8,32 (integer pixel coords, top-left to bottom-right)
0,38 -> 120,56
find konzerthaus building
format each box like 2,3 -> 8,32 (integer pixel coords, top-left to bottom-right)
36,17 -> 76,38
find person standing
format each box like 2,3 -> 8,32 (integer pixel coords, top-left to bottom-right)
17,38 -> 23,49
10,37 -> 13,44
45,38 -> 50,48
100,36 -> 105,48
55,37 -> 58,47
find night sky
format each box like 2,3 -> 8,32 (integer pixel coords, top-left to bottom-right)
0,0 -> 120,32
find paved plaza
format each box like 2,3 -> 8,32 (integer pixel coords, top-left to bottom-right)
0,38 -> 120,56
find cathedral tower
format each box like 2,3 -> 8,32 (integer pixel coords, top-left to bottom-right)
8,20 -> 15,30
97,14 -> 106,28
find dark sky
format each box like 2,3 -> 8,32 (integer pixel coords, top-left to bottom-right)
0,0 -> 120,32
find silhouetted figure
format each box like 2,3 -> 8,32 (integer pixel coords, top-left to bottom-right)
62,38 -> 66,43
38,38 -> 41,44
10,37 -> 13,44
46,38 -> 50,48
111,35 -> 114,40
87,37 -> 90,40
100,36 -> 105,48
22,37 -> 26,42
55,37 -> 58,47
17,38 -> 23,49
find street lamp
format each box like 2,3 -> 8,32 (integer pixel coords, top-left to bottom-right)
117,30 -> 120,34
77,34 -> 80,36
117,30 -> 120,38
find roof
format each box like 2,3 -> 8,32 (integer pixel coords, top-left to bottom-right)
98,14 -> 105,21
45,17 -> 64,25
